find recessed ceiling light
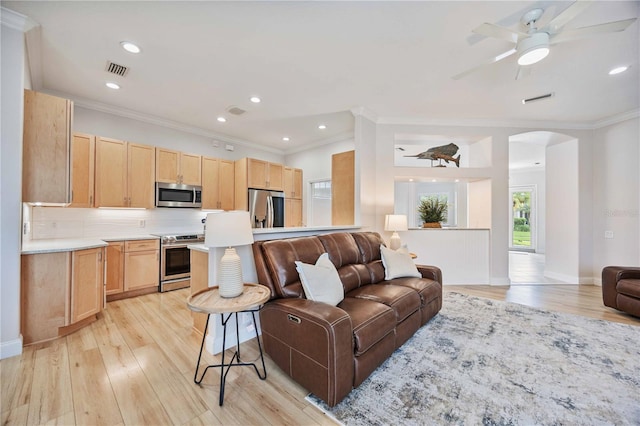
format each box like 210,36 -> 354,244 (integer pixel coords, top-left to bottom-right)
106,82 -> 120,89
282,137 -> 290,142
318,124 -> 327,130
217,116 -> 226,123
409,179 -> 414,182
250,96 -> 261,103
609,66 -> 628,75
431,179 -> 437,182
120,41 -> 141,54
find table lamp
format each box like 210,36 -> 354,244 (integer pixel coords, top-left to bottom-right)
205,211 -> 254,298
384,214 -> 408,250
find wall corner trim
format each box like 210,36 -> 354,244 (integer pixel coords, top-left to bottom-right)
0,336 -> 23,360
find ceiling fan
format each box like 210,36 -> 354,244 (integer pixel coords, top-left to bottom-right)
453,1 -> 637,80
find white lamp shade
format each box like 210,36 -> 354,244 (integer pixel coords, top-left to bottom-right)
205,211 -> 254,248
384,214 -> 408,232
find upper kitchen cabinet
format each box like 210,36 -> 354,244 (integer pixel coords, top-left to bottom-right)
284,167 -> 303,199
95,137 -> 155,208
69,133 -> 95,208
234,157 -> 284,210
202,156 -> 235,210
156,148 -> 202,186
22,89 -> 73,203
247,158 -> 284,190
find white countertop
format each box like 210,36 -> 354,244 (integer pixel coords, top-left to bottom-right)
252,225 -> 361,234
22,239 -> 109,255
22,234 -> 160,254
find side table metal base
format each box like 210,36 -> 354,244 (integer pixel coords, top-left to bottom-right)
193,309 -> 267,406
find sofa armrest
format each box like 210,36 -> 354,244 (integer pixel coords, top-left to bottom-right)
602,266 -> 640,308
259,298 -> 354,407
417,264 -> 442,284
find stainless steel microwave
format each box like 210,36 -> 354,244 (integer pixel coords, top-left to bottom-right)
155,182 -> 202,208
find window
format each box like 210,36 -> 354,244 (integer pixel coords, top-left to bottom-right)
309,179 -> 332,226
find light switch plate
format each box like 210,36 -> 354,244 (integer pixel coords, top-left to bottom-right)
604,231 -> 614,239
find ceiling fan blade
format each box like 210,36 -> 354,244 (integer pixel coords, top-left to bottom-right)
472,23 -> 524,44
545,0 -> 594,33
452,48 -> 517,80
550,18 -> 637,44
515,66 -> 532,80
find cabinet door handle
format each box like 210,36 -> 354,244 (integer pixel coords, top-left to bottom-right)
98,251 -> 102,261
90,195 -> 93,204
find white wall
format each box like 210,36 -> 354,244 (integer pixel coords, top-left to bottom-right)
468,179 -> 492,229
592,117 -> 640,280
510,168 -> 546,253
1,18 -> 25,359
355,113 -> 378,229
545,139 -> 580,282
285,138 -> 354,226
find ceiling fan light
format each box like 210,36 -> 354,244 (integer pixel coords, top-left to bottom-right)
517,32 -> 550,66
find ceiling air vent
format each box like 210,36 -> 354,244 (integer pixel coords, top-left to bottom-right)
105,61 -> 129,77
522,92 -> 554,104
227,106 -> 246,116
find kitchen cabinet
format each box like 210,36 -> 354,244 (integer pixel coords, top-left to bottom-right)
21,246 -> 104,345
71,248 -> 104,323
285,198 -> 303,227
156,148 -> 202,186
332,150 -> 355,225
105,242 -> 124,295
246,158 -> 283,190
284,167 -> 303,199
70,133 -> 95,208
234,157 -> 285,210
22,89 -> 73,204
106,239 -> 159,301
202,156 -> 235,210
95,137 -> 155,208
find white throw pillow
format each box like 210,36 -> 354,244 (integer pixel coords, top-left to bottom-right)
380,245 -> 421,280
295,253 -> 344,306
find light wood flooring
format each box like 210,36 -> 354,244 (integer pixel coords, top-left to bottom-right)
2,285 -> 638,425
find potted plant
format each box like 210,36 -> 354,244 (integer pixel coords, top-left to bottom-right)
417,196 -> 448,228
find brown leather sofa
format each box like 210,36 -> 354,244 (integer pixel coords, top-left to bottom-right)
602,266 -> 640,317
252,231 -> 442,407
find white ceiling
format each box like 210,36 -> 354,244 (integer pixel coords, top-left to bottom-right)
4,1 -> 639,153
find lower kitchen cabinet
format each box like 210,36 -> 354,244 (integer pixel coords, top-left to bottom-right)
106,239 -> 159,301
21,246 -> 105,345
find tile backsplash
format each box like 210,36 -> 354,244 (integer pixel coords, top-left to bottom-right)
26,205 -> 211,240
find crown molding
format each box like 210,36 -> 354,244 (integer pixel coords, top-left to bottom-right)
591,109 -> 640,129
46,90 -> 286,155
375,115 -> 597,130
1,7 -> 38,32
283,131 -> 354,155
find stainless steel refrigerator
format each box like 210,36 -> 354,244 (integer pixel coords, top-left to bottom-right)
248,189 -> 285,228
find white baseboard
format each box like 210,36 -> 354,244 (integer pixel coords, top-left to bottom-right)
544,270 -> 579,284
490,277 -> 511,286
0,336 -> 23,360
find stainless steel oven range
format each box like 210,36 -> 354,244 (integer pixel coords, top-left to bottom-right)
156,233 -> 204,292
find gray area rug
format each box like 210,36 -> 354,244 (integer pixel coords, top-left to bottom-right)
306,292 -> 640,425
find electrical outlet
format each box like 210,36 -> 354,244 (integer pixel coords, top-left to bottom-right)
604,231 -> 614,239
139,220 -> 146,228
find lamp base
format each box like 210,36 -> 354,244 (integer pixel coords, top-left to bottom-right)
219,247 -> 244,298
389,232 -> 402,250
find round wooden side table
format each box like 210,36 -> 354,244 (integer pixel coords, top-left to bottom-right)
187,283 -> 271,406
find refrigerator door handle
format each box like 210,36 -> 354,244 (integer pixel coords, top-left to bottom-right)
267,195 -> 274,228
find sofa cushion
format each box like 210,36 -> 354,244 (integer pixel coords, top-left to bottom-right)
337,297 -> 396,356
318,233 -> 361,268
295,253 -> 344,306
347,284 -> 421,323
617,279 -> 640,298
352,232 -> 384,263
382,276 -> 442,306
380,245 -> 421,279
260,237 -> 326,298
